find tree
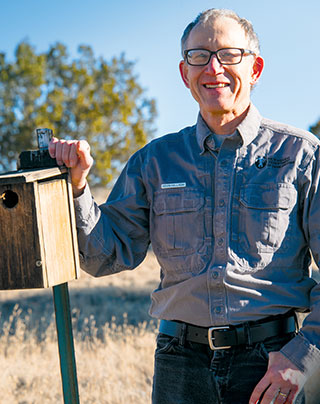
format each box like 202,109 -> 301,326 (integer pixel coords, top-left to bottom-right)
310,119 -> 320,139
0,41 -> 157,186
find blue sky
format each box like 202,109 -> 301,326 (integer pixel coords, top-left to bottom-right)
1,0 -> 319,137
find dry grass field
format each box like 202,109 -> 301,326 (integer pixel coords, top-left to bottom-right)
0,252 -> 160,404
0,187 -> 319,403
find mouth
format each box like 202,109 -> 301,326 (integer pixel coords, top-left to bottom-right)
203,83 -> 230,89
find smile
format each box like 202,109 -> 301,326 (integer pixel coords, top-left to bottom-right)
204,83 -> 229,89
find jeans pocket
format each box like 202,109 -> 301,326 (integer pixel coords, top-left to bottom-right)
260,332 -> 296,358
155,334 -> 179,356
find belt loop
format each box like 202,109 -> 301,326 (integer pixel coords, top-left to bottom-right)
293,311 -> 300,332
178,322 -> 187,346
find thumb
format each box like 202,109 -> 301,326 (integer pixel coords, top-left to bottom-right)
75,140 -> 93,170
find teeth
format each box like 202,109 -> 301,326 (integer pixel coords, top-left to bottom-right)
204,84 -> 228,88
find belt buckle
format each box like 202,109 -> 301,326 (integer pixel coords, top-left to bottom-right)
208,326 -> 232,350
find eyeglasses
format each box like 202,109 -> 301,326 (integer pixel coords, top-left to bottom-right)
184,47 -> 256,66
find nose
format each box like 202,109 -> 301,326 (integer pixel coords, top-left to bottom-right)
206,54 -> 224,74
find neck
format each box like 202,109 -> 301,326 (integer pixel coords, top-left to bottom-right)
201,105 -> 250,135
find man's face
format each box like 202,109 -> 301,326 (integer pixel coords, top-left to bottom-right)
179,17 -> 264,122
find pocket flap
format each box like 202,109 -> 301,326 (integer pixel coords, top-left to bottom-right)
240,183 -> 297,209
153,189 -> 204,215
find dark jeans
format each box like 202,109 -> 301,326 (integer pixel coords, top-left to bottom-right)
152,331 -> 305,404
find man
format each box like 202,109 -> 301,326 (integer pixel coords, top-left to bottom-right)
49,9 -> 320,404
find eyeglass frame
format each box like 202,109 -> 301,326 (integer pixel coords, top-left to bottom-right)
183,47 -> 256,66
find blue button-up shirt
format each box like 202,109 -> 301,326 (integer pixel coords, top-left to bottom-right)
74,104 -> 320,376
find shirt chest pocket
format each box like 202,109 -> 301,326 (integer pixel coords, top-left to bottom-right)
151,189 -> 205,257
237,183 -> 297,254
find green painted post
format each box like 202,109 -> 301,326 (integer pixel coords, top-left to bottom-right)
53,283 -> 80,404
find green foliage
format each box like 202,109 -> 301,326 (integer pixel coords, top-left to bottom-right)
310,119 -> 320,140
0,41 -> 157,185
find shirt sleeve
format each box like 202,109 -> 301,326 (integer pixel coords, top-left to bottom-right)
281,144 -> 320,377
73,150 -> 150,277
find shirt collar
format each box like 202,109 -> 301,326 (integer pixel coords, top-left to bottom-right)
237,104 -> 262,147
196,104 -> 262,153
196,113 -> 212,154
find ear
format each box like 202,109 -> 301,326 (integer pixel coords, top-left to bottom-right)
251,56 -> 264,85
179,60 -> 190,89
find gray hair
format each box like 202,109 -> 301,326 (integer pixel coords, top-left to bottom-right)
181,8 -> 260,57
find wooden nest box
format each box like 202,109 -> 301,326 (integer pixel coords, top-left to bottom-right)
0,129 -> 80,290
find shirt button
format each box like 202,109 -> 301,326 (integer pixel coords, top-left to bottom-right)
218,238 -> 224,246
219,199 -> 225,207
220,160 -> 227,167
206,138 -> 215,149
215,306 -> 222,314
212,271 -> 219,279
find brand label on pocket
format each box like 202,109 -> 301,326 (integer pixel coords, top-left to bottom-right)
161,182 -> 186,189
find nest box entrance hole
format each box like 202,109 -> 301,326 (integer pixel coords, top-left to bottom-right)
1,190 -> 19,209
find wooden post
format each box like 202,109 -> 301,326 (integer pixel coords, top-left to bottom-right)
0,129 -> 80,403
53,283 -> 80,404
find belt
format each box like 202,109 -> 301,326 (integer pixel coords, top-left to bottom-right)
159,314 -> 297,350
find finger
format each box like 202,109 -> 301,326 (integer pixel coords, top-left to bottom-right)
75,140 -> 93,170
285,390 -> 296,404
259,387 -> 282,404
274,390 -> 291,404
48,136 -> 59,158
275,389 -> 298,404
61,140 -> 78,168
249,380 -> 271,404
54,139 -> 65,166
68,142 -> 79,168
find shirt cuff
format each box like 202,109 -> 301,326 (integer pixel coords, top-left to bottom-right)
280,332 -> 320,378
73,183 -> 95,226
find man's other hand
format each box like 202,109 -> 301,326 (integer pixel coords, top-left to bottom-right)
249,351 -> 306,404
